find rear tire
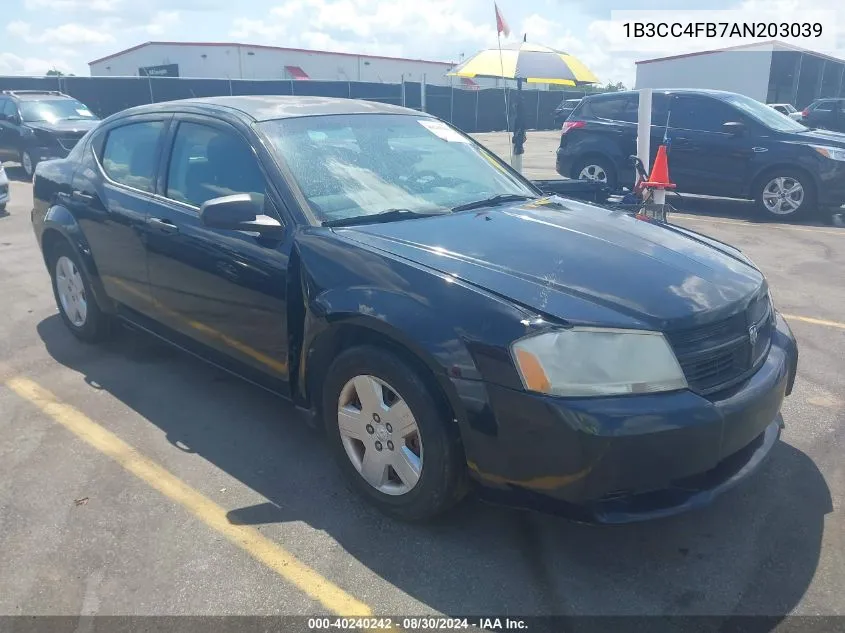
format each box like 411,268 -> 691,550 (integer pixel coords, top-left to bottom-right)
572,155 -> 618,190
754,169 -> 815,220
48,240 -> 110,343
322,345 -> 468,521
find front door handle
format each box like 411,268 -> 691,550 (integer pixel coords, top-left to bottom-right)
147,217 -> 179,234
71,190 -> 94,204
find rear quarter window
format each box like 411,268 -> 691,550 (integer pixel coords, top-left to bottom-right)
582,95 -> 638,122
100,121 -> 165,193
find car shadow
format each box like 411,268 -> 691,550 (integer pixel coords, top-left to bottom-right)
666,193 -> 844,228
37,315 -> 832,625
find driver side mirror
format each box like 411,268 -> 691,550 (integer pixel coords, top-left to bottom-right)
199,193 -> 284,236
722,121 -> 746,136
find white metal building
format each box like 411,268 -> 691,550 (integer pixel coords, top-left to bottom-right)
635,40 -> 845,108
88,41 -> 490,88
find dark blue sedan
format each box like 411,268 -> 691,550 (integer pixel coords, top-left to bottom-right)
30,96 -> 798,523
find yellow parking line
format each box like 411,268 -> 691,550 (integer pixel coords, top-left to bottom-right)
782,314 -> 845,330
672,214 -> 844,236
3,376 -> 371,617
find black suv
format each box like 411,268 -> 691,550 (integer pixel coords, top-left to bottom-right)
800,98 -> 845,133
0,90 -> 100,179
556,89 -> 845,219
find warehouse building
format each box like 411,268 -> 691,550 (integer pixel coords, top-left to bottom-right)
88,41 -> 492,88
635,40 -> 845,108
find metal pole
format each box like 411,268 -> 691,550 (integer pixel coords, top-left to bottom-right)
228,78 -> 233,96
421,73 -> 427,112
475,88 -> 479,132
401,78 -> 406,107
450,85 -> 454,124
148,76 -> 154,104
637,88 -> 652,178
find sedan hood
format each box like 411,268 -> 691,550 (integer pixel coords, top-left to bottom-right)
336,198 -> 765,331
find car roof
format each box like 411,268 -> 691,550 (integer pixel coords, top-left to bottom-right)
115,95 -> 430,123
587,88 -> 743,101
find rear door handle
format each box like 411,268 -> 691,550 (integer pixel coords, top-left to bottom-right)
147,217 -> 179,234
71,190 -> 94,204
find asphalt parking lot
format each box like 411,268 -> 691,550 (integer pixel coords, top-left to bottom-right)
1,134 -> 844,628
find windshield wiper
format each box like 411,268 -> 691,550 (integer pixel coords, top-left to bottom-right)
322,208 -> 447,228
450,193 -> 536,213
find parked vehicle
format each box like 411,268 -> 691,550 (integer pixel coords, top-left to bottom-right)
557,89 -> 845,219
32,96 -> 797,523
552,98 -> 581,127
0,164 -> 8,213
800,98 -> 845,133
0,90 -> 100,180
768,103 -> 803,121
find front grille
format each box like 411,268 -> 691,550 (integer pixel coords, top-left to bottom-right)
666,292 -> 773,394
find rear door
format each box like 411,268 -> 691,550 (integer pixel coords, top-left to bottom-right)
69,114 -> 170,317
144,114 -> 293,392
663,94 -> 755,197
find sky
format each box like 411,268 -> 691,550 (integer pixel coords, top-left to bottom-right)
2,0 -> 844,87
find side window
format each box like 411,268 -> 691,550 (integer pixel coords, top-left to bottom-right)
586,95 -> 636,122
3,100 -> 18,118
669,96 -> 743,133
814,100 -> 834,112
165,122 -> 266,208
101,121 -> 165,193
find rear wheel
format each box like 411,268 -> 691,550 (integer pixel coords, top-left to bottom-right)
754,170 -> 815,220
573,155 -> 617,190
322,345 -> 467,521
48,240 -> 110,342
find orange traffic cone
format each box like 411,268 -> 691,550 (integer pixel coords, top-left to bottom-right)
642,144 -> 676,190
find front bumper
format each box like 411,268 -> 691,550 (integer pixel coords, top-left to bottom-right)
456,312 -> 798,523
816,159 -> 845,207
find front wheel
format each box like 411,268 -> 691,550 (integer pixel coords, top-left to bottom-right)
20,150 -> 36,180
322,346 -> 468,521
755,170 -> 815,220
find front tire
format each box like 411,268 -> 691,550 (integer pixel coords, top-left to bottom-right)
322,345 -> 468,521
20,150 -> 36,180
754,170 -> 815,220
48,240 -> 110,343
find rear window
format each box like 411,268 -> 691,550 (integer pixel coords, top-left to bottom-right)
582,95 -> 638,122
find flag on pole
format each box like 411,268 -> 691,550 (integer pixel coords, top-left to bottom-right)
494,2 -> 510,37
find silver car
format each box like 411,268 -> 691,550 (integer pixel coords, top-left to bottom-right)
0,164 -> 9,213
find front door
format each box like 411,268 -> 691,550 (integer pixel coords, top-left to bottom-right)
144,116 -> 293,392
663,94 -> 755,197
70,114 -> 170,317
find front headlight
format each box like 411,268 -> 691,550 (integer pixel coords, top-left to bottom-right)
811,145 -> 845,162
511,327 -> 688,397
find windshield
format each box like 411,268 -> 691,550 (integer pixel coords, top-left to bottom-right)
258,114 -> 536,225
723,94 -> 806,133
19,99 -> 97,123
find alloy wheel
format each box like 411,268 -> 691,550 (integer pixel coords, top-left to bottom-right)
55,255 -> 87,327
578,164 -> 607,183
762,176 -> 804,215
337,374 -> 424,496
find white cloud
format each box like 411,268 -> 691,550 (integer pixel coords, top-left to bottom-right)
0,52 -> 73,76
7,21 -> 115,45
145,10 -> 180,35
24,0 -> 119,11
